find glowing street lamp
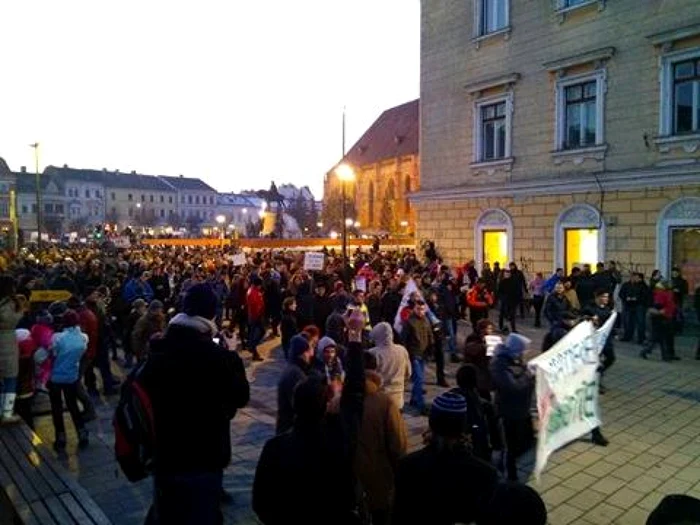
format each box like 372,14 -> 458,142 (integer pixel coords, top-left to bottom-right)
216,215 -> 226,247
335,163 -> 356,275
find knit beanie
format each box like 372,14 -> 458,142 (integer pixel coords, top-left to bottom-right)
429,391 -> 467,438
183,283 -> 218,320
289,334 -> 311,361
148,300 -> 164,313
502,333 -> 531,357
482,482 -> 547,525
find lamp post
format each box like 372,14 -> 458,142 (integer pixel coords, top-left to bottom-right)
335,163 -> 356,275
216,214 -> 226,248
29,143 -> 41,254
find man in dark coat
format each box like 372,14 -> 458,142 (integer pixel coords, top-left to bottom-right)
276,335 -> 315,434
142,283 -> 250,525
312,281 -> 333,336
254,312 -> 366,525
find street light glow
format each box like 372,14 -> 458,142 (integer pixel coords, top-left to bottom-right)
216,214 -> 226,225
400,220 -> 409,227
330,230 -> 339,239
316,221 -> 323,228
335,163 -> 356,182
242,208 -> 248,214
354,221 -> 360,228
345,218 -> 353,227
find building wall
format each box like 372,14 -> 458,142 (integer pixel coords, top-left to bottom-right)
415,184 -> 700,277
64,180 -> 105,226
105,187 -> 177,228
176,189 -> 218,225
420,0 -> 700,191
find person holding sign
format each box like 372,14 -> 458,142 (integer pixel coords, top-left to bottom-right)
490,333 -> 535,482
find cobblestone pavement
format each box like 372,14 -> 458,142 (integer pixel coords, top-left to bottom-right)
29,315 -> 700,525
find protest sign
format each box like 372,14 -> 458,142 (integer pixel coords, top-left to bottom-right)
354,277 -> 367,292
30,290 -> 72,303
231,253 -> 246,267
303,252 -> 325,271
529,312 -> 616,479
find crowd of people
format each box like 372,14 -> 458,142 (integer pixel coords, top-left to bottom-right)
0,243 -> 698,524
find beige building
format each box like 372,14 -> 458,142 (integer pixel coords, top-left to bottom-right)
324,100 -> 419,235
415,0 -> 700,291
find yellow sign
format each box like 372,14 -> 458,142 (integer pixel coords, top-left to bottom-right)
30,290 -> 72,303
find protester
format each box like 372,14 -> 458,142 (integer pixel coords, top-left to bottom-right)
315,336 -> 345,384
392,391 -> 499,525
280,297 -> 298,360
369,321 -> 412,411
141,283 -> 250,525
247,277 -> 266,362
48,309 -> 89,450
402,299 -> 434,415
131,300 -> 166,363
276,334 -> 315,434
463,318 -> 495,401
482,482 -> 547,525
253,311 -> 366,525
529,272 -> 545,328
0,275 -> 24,424
490,333 -> 535,481
466,279 -> 494,328
355,352 -> 408,525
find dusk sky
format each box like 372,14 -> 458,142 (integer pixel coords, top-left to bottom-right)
0,1 -> 419,200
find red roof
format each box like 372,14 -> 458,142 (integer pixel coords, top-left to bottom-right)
343,99 -> 419,167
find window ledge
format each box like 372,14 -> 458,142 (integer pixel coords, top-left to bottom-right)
557,0 -> 605,22
472,26 -> 512,49
551,144 -> 607,165
470,158 -> 514,170
654,134 -> 700,154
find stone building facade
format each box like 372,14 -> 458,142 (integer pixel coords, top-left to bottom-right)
324,99 -> 419,235
415,0 -> 700,291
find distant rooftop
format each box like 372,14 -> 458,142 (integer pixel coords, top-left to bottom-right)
159,175 -> 217,192
44,165 -> 175,192
218,193 -> 256,206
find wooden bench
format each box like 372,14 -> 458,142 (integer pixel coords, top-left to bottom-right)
0,423 -> 111,525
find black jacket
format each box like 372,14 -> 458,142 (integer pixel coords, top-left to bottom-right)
276,359 -> 311,435
393,442 -> 498,525
142,323 -> 250,475
313,294 -> 334,335
254,341 -> 365,525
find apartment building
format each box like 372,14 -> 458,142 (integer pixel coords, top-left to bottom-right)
324,99 -> 419,235
158,175 -> 218,226
415,0 -> 700,290
0,158 -> 17,248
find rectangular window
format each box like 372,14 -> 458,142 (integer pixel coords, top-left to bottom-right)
195,196 -> 200,204
128,194 -> 133,201
181,196 -> 185,204
32,204 -> 37,213
169,196 -> 173,204
555,71 -> 605,151
22,205 -> 27,214
85,189 -> 90,198
480,101 -> 507,160
150,195 -> 154,203
673,59 -> 700,134
478,0 -> 508,36
111,192 -> 116,200
96,190 -> 101,198
188,195 -> 193,204
44,203 -> 53,213
561,0 -> 589,7
141,195 -> 145,202
564,81 -> 597,149
128,207 -> 133,217
160,195 -> 164,203
160,209 -> 165,218
55,204 -> 64,214
210,196 -> 214,205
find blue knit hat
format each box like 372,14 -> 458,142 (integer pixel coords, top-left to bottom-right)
289,334 -> 311,361
429,391 -> 467,437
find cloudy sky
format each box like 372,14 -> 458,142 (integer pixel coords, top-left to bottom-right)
0,1 -> 419,199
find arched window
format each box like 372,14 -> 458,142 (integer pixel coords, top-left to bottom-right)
554,203 -> 605,273
368,182 -> 375,227
656,196 -> 700,277
474,208 -> 513,270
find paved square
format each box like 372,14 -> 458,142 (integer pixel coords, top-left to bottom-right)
29,317 -> 700,525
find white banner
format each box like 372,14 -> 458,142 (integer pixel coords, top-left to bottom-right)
303,252 -> 325,271
529,312 -> 616,479
231,253 -> 246,267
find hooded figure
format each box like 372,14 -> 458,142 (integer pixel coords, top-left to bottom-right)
276,335 -> 314,435
490,333 -> 534,482
368,322 -> 412,410
315,336 -> 345,384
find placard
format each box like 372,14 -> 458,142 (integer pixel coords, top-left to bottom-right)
30,290 -> 72,303
231,253 -> 246,267
303,252 -> 325,271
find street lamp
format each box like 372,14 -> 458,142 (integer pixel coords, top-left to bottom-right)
29,143 -> 41,254
216,214 -> 226,248
335,163 -> 356,276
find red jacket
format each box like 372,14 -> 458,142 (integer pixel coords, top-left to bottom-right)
653,289 -> 676,320
77,307 -> 99,360
467,286 -> 494,310
247,286 -> 265,322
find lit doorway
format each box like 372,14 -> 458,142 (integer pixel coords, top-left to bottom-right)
483,230 -> 508,267
564,228 -> 599,273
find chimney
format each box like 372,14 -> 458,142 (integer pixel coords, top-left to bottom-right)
20,166 -> 26,173
131,170 -> 136,175
115,169 -> 120,174
179,174 -> 184,178
63,164 -> 68,168
103,168 -> 107,173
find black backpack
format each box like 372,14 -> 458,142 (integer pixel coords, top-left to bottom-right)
113,363 -> 156,482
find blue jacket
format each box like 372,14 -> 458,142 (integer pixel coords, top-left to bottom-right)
123,278 -> 155,305
51,327 -> 88,384
543,273 -> 560,295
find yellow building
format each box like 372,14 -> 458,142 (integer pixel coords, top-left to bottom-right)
415,0 -> 700,290
324,100 -> 419,235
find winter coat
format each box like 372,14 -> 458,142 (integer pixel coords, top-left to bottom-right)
393,442 -> 498,525
253,341 -> 366,525
368,323 -> 412,410
16,330 -> 37,398
402,314 -> 434,360
380,290 -> 402,324
50,327 -> 88,384
355,371 -> 407,513
141,315 -> 250,475
490,350 -> 534,421
463,333 -> 492,399
280,312 -> 298,354
497,277 -> 522,306
76,306 -> 99,360
247,286 -> 265,323
544,293 -> 574,328
131,311 -> 166,360
467,286 -> 494,311
276,359 -> 311,435
122,278 -> 154,305
313,294 -> 333,334
0,297 -> 22,378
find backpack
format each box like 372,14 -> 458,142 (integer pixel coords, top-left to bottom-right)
113,362 -> 156,482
